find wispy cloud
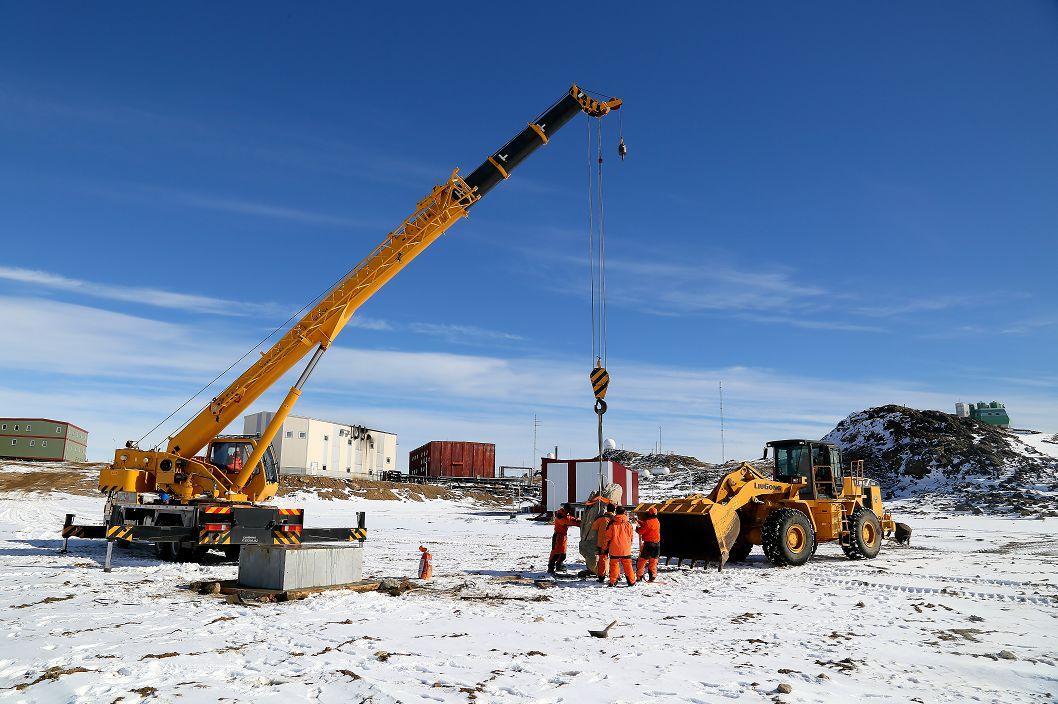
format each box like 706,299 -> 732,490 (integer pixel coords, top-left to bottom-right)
736,314 -> 886,333
603,257 -> 828,315
406,322 -> 525,344
0,266 -> 282,317
87,184 -> 376,229
2,291 -> 1053,464
999,317 -> 1058,335
0,265 -> 524,345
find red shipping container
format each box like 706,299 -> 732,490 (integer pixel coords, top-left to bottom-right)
409,441 -> 496,478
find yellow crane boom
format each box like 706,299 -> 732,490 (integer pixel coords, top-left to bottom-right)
101,84 -> 622,504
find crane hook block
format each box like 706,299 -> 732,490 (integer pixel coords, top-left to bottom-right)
594,398 -> 608,415
590,366 -> 610,400
618,137 -> 627,160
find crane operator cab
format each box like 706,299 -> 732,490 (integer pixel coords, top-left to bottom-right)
766,439 -> 845,500
205,436 -> 279,485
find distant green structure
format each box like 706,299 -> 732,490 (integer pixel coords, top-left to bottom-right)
955,401 -> 1010,428
0,418 -> 88,462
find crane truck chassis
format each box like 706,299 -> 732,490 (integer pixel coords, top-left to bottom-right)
60,84 -> 623,570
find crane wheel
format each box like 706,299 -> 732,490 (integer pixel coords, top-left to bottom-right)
842,508 -> 882,560
156,542 -> 208,563
727,539 -> 753,563
762,508 -> 815,567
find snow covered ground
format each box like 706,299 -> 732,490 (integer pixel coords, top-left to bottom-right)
1,489 -> 1057,703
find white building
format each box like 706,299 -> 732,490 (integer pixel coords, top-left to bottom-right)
243,412 -> 397,479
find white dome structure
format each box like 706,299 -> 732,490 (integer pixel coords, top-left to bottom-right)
603,438 -> 617,451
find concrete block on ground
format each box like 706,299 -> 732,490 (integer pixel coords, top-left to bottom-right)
238,543 -> 363,591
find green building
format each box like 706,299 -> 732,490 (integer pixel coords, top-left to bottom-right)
969,402 -> 1010,428
0,418 -> 88,462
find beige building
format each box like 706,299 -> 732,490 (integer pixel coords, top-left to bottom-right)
243,412 -> 397,479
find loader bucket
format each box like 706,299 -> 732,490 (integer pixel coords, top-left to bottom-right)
637,497 -> 741,571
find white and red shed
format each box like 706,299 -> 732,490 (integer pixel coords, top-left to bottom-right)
541,459 -> 638,513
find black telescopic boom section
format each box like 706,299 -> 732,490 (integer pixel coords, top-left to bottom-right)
463,92 -> 587,202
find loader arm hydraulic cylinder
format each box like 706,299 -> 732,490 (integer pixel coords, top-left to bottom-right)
162,84 -> 622,481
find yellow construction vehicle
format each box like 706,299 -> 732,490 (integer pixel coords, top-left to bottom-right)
637,439 -> 898,570
62,84 -> 623,570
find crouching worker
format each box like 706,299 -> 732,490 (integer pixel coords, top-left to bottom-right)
636,506 -> 661,582
605,506 -> 636,587
548,505 -> 580,574
591,506 -> 616,583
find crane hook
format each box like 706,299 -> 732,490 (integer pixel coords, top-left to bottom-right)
617,137 -> 627,161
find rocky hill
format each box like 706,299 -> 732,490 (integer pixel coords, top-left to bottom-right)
609,405 -> 1058,516
823,405 -> 1058,516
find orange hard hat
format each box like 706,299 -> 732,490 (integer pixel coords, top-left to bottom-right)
419,545 -> 429,552
647,506 -> 658,515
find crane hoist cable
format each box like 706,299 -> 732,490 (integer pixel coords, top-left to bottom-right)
587,109 -> 620,466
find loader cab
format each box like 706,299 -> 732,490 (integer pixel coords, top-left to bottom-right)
767,440 -> 844,500
206,436 -> 279,484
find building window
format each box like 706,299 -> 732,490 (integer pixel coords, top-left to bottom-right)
386,457 -> 391,464
25,425 -> 30,432
299,432 -> 306,439
13,425 -> 19,431
41,440 -> 47,447
324,435 -> 329,442
322,465 -> 327,471
285,431 -> 293,438
10,439 -> 15,446
29,440 -> 35,447
346,468 -> 351,473
1,424 -> 5,430
55,426 -> 61,433
347,439 -> 352,446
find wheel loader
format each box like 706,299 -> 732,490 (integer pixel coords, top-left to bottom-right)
636,439 -> 900,570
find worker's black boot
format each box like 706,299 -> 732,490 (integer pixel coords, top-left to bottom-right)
547,556 -> 557,574
648,573 -> 656,583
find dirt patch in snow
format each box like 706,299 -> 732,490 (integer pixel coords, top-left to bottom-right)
0,461 -> 510,505
278,475 -> 511,505
0,463 -> 104,495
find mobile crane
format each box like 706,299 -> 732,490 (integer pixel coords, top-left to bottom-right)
61,84 -> 623,571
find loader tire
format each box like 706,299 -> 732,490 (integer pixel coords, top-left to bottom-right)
762,508 -> 815,567
842,508 -> 882,560
728,539 -> 753,563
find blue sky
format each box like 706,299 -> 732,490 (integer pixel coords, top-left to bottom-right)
1,2 -> 1056,466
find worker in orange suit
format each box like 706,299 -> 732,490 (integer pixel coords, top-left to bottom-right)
418,545 -> 433,581
605,506 -> 636,587
591,505 -> 616,583
636,506 -> 661,582
548,505 -> 580,574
